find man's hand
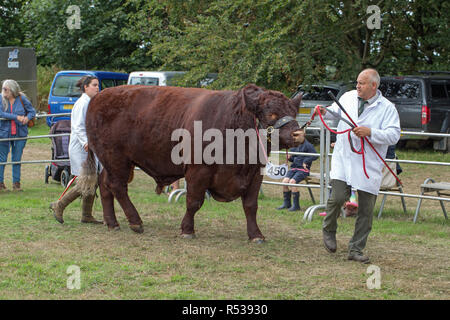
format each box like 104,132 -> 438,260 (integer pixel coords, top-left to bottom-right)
352,126 -> 371,138
84,143 -> 89,152
315,105 -> 327,115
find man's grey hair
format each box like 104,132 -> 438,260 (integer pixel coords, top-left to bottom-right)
2,79 -> 25,111
362,68 -> 380,88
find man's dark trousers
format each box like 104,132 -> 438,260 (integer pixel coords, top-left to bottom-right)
322,179 -> 377,255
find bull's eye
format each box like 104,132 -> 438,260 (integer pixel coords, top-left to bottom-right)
266,113 -> 278,122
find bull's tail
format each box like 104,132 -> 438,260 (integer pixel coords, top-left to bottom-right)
128,165 -> 135,183
78,149 -> 98,197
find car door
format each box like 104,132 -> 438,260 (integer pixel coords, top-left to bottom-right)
427,80 -> 450,133
379,79 -> 424,132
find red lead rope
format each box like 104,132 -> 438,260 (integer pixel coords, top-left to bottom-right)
313,107 -> 370,179
312,105 -> 403,186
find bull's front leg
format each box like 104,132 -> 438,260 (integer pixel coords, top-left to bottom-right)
181,167 -> 209,238
241,174 -> 265,243
181,190 -> 206,239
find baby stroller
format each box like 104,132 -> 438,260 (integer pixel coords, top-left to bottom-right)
44,119 -> 73,187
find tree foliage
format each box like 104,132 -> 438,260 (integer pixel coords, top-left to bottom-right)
1,0 -> 449,93
120,0 -> 450,93
0,0 -> 28,46
22,0 -> 139,70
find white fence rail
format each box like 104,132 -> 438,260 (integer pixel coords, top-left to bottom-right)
263,124 -> 450,223
0,114 -> 448,223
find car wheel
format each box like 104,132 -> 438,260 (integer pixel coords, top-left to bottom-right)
44,165 -> 50,184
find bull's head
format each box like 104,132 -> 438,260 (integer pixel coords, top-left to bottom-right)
241,84 -> 304,149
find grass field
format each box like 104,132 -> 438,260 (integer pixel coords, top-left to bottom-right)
0,121 -> 448,300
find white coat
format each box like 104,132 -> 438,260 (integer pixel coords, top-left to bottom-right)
324,89 -> 401,195
69,93 -> 90,176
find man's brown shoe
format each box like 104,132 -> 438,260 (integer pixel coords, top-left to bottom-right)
323,230 -> 337,253
0,182 -> 7,192
348,253 -> 370,264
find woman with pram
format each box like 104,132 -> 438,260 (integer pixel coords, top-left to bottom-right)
50,76 -> 102,224
276,130 -> 318,211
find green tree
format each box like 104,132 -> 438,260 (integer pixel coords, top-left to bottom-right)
122,0 -> 449,93
383,0 -> 450,74
0,0 -> 28,46
23,0 -> 139,70
5,0 -> 445,88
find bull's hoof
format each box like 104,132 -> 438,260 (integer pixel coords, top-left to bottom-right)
130,224 -> 144,234
108,225 -> 121,231
181,233 -> 196,239
81,217 -> 103,224
250,238 -> 265,244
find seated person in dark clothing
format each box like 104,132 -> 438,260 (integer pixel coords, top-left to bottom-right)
277,130 -> 318,211
386,144 -> 402,174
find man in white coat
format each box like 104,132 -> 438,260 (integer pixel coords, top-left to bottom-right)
319,69 -> 400,263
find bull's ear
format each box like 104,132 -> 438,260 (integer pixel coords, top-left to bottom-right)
291,93 -> 302,111
242,84 -> 264,114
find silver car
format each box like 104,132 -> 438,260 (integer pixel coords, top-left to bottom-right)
292,82 -> 354,143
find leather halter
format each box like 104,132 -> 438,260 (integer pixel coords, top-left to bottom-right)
257,115 -> 297,134
255,115 -> 297,143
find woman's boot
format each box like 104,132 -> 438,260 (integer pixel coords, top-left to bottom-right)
50,185 -> 81,224
277,191 -> 292,210
12,182 -> 22,192
288,192 -> 301,211
81,194 -> 103,224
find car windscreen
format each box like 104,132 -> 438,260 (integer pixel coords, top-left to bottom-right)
101,79 -> 115,89
300,87 -> 339,101
116,79 -> 127,86
379,81 -> 421,100
52,75 -> 83,97
129,77 -> 159,85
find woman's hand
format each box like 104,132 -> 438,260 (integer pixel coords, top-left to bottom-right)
84,143 -> 89,152
16,115 -> 29,125
16,115 -> 25,124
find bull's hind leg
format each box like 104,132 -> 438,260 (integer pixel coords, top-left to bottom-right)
110,183 -> 143,234
101,163 -> 144,233
99,169 -> 120,230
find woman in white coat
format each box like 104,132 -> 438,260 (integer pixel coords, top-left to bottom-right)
50,76 -> 102,224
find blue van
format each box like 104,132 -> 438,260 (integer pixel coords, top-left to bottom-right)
46,70 -> 128,127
